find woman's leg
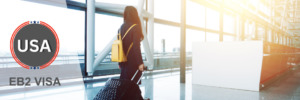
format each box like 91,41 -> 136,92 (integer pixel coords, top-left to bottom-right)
121,67 -> 144,99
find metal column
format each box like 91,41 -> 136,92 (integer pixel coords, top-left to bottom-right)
264,27 -> 268,41
147,0 -> 155,68
180,0 -> 186,83
271,30 -> 274,43
86,0 -> 95,76
145,0 -> 154,98
138,0 -> 154,69
254,22 -> 258,40
205,7 -> 207,42
240,18 -> 245,41
234,15 -> 238,41
219,0 -> 224,42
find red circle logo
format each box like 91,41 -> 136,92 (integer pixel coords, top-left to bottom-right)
10,21 -> 59,69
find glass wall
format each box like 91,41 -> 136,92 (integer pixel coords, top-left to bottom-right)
206,8 -> 220,30
96,0 -> 139,5
154,0 -> 181,22
186,1 -> 205,28
95,14 -> 123,52
186,29 -> 205,52
154,23 -> 180,53
223,14 -> 235,34
224,35 -> 236,41
206,32 -> 219,42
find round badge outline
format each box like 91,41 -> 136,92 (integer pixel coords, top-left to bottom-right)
10,21 -> 59,69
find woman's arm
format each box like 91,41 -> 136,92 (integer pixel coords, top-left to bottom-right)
132,26 -> 144,71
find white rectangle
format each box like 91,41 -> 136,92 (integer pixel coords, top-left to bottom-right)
192,41 -> 263,91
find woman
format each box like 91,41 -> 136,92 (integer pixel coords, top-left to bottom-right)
119,6 -> 145,99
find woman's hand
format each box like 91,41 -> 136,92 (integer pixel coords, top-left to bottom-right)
138,64 -> 144,71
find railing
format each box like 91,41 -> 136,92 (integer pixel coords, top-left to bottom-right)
0,52 -> 193,68
0,54 -> 85,68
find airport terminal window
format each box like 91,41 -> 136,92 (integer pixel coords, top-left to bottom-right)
95,0 -> 139,5
154,23 -> 180,53
268,30 -> 272,42
206,8 -> 220,31
223,14 -> 235,34
224,35 -> 235,41
186,1 -> 205,28
206,32 -> 219,42
248,0 -> 260,9
95,14 -> 123,52
285,37 -> 287,45
286,37 -> 288,45
154,0 -> 181,22
279,36 -> 283,45
277,35 -> 280,44
286,38 -> 288,46
277,34 -> 281,44
284,36 -> 287,45
186,29 -> 205,52
278,34 -> 281,44
281,37 -> 284,45
287,38 -> 290,46
253,26 -> 263,40
244,21 -> 255,40
281,36 -> 284,45
259,3 -> 271,16
94,14 -> 146,62
274,33 -> 278,43
283,37 -> 286,45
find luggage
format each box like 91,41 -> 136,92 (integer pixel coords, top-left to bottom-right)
93,70 -> 144,100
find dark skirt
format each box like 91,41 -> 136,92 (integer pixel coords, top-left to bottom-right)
120,66 -> 142,85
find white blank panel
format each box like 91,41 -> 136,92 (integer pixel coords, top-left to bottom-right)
192,41 -> 263,91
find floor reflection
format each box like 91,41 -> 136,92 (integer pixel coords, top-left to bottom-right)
87,67 -> 300,100
1,67 -> 299,100
0,85 -> 86,100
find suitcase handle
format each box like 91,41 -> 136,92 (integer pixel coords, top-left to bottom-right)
131,70 -> 143,84
131,66 -> 147,84
131,70 -> 139,81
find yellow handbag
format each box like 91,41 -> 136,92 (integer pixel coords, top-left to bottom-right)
111,24 -> 136,62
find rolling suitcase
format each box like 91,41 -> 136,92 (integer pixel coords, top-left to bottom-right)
93,70 -> 144,100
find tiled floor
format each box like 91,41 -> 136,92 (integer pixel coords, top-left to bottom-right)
1,67 -> 300,100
